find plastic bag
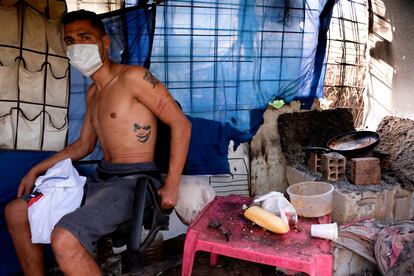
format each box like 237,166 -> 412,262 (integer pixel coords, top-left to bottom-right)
253,191 -> 298,226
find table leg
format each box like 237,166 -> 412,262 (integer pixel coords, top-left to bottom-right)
181,231 -> 198,276
314,255 -> 333,276
209,253 -> 218,265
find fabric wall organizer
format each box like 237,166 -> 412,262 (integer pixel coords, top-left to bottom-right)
0,0 -> 68,151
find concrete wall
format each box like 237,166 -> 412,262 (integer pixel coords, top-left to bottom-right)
363,0 -> 414,129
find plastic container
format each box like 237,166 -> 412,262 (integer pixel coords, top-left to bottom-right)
286,181 -> 334,218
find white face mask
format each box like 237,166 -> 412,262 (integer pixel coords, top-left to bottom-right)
66,44 -> 103,77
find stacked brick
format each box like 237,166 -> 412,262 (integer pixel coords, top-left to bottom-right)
308,152 -> 322,173
321,152 -> 346,181
349,157 -> 381,185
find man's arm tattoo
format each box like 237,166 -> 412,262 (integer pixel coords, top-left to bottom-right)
133,123 -> 152,143
143,70 -> 161,88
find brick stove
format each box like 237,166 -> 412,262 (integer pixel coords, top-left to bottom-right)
295,147 -> 413,225
277,109 -> 414,226
308,149 -> 382,185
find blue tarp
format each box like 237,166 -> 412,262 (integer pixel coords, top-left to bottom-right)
69,0 -> 333,174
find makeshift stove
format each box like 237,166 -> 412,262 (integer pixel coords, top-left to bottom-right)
305,130 -> 385,182
277,109 -> 414,226
250,108 -> 414,275
307,150 -> 383,185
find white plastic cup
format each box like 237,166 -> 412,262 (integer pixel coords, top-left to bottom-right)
311,222 -> 338,241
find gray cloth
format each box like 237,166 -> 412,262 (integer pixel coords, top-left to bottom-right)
55,161 -> 161,253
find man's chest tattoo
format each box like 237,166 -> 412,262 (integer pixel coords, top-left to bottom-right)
133,123 -> 152,143
143,71 -> 161,88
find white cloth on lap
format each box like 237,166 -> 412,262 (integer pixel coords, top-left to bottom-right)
28,158 -> 86,244
175,175 -> 216,225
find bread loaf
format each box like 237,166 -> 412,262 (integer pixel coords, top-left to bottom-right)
244,206 -> 289,234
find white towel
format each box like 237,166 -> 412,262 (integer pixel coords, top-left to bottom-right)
28,158 -> 86,244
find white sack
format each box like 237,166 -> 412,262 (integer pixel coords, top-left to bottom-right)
175,175 -> 216,225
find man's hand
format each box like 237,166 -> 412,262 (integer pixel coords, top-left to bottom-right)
158,182 -> 179,210
17,171 -> 37,197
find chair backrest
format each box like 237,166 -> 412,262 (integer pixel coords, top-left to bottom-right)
154,118 -> 170,174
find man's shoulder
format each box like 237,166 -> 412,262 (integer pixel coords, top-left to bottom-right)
122,64 -> 147,78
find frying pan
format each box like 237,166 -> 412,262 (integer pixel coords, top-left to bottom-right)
305,131 -> 380,156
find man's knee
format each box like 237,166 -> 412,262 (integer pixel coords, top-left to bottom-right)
5,199 -> 27,229
51,227 -> 79,255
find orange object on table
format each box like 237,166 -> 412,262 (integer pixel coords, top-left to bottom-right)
182,194 -> 333,276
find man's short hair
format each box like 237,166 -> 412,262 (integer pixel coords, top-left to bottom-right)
61,9 -> 106,36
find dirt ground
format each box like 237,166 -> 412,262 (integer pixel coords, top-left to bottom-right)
162,251 -> 283,276
143,234 -> 291,276
46,234 -> 286,276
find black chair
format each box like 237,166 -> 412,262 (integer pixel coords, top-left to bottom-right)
109,175 -> 171,273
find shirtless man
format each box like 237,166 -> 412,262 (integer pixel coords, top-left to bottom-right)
4,9 -> 191,276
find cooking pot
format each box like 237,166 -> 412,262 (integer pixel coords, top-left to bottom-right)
304,131 -> 380,156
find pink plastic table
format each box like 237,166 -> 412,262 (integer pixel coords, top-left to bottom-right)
182,195 -> 333,276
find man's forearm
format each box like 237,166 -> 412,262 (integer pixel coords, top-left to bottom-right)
29,140 -> 94,176
165,118 -> 191,186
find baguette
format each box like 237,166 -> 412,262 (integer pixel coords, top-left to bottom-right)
244,206 -> 289,234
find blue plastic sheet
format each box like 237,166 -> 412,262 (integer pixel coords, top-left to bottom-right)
68,1 -> 333,174
151,0 -> 330,141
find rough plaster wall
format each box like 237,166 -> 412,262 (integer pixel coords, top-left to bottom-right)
250,101 -> 321,196
376,116 -> 414,191
363,0 -> 414,129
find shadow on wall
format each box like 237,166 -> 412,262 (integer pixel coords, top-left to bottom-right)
369,40 -> 393,67
363,0 -> 395,129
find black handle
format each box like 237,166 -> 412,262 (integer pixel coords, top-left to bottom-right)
303,146 -> 332,153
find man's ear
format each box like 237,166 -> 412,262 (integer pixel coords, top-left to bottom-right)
103,35 -> 111,50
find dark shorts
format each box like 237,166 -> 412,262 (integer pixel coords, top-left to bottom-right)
54,160 -> 161,254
